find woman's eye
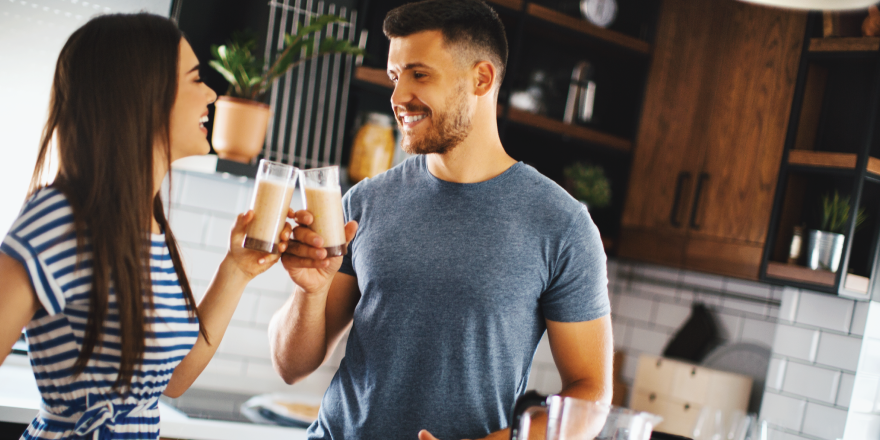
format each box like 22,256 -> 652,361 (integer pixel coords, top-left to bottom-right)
195,78 -> 204,83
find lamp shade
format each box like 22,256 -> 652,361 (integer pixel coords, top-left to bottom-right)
739,0 -> 875,10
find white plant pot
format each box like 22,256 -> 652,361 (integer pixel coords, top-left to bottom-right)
806,230 -> 845,272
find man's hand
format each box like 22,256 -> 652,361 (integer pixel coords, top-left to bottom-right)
280,208 -> 358,294
225,210 -> 291,279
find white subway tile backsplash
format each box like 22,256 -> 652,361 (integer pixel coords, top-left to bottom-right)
849,374 -> 879,413
622,351 -> 640,383
677,288 -> 695,303
254,294 -> 288,326
837,373 -> 854,408
795,290 -> 854,333
816,333 -> 862,371
782,362 -> 841,404
538,365 -> 563,394
178,244 -> 226,284
843,411 -> 880,440
179,173 -> 248,215
534,333 -> 553,363
767,357 -> 787,390
779,287 -> 799,323
851,301 -> 869,336
615,295 -> 655,323
721,297 -> 768,317
203,215 -> 235,250
740,318 -> 776,347
863,302 -> 880,340
231,291 -> 259,324
773,324 -> 819,362
759,392 -> 806,432
628,327 -> 670,356
612,320 -> 631,350
725,279 -> 773,299
167,208 -> 208,245
654,302 -> 691,330
217,325 -> 271,360
801,402 -> 847,440
857,338 -> 880,376
682,272 -> 724,291
640,265 -> 681,283
638,282 -> 679,301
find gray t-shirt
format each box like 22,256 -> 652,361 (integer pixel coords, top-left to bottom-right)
307,155 -> 610,440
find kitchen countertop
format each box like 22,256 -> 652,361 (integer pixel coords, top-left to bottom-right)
0,354 -> 308,440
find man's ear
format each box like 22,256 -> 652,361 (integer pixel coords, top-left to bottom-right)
473,60 -> 496,98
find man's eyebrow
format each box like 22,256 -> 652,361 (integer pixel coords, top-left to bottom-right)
387,62 -> 434,76
187,64 -> 200,74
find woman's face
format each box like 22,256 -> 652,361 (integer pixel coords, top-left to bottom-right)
167,38 -> 217,162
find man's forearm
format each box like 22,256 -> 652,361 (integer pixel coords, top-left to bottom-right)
268,285 -> 331,384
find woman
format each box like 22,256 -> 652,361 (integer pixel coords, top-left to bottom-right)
0,13 -> 290,439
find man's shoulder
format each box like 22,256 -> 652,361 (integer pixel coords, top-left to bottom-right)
509,163 -> 586,215
344,157 -> 420,200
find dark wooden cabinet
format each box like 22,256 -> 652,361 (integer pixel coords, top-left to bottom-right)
619,0 -> 806,280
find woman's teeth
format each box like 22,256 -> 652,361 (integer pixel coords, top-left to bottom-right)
403,114 -> 427,123
199,115 -> 209,127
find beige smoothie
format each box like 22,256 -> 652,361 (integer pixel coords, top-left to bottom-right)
304,186 -> 347,256
244,179 -> 295,253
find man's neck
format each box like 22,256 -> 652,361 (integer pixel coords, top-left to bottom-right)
425,103 -> 517,183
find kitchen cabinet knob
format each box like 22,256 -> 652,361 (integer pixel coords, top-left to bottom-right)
670,172 -> 692,227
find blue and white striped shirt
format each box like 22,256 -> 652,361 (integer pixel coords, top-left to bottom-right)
1,187 -> 199,440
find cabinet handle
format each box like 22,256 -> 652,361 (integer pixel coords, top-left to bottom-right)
669,172 -> 691,227
689,173 -> 710,230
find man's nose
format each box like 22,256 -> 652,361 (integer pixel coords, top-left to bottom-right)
390,79 -> 411,109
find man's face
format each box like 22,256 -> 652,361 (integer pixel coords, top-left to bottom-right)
387,30 -> 473,155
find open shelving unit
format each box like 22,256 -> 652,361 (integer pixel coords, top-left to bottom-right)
761,13 -> 880,300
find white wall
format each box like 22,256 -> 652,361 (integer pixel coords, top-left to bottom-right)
0,0 -> 173,235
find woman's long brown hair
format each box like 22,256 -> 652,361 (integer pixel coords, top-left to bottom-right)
29,13 -> 204,392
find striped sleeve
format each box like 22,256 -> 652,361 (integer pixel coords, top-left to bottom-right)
0,189 -> 75,316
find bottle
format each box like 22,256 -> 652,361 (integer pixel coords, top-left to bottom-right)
788,225 -> 804,264
348,112 -> 395,184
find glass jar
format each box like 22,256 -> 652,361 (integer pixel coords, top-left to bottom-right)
348,112 -> 395,184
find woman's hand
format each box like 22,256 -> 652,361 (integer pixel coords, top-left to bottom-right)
225,210 -> 291,280
280,208 -> 358,295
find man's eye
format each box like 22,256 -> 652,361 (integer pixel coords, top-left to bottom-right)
413,72 -> 425,79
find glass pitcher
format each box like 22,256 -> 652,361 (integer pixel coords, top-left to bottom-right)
510,391 -> 663,440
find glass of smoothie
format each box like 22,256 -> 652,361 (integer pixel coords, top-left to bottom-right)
243,159 -> 298,254
298,166 -> 347,257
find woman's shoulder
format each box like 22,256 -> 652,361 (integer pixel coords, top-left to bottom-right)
8,187 -> 74,237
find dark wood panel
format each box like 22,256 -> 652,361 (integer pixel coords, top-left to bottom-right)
793,64 -> 828,152
766,261 -> 835,286
621,0 -> 715,232
355,66 -> 393,89
485,0 -> 523,12
684,236 -> 764,280
617,227 -> 686,267
505,108 -> 632,152
694,3 -> 806,244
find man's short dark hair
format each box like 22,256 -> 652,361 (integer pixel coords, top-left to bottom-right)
383,0 -> 508,87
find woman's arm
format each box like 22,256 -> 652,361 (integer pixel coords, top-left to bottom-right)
0,253 -> 40,366
164,211 -> 290,397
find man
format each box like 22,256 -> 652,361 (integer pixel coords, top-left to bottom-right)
269,0 -> 613,438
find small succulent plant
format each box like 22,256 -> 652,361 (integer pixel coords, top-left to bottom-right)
820,191 -> 867,234
563,162 -> 611,209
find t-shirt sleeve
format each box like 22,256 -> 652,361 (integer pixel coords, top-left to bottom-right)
337,186 -> 357,277
540,206 -> 610,322
0,190 -> 74,316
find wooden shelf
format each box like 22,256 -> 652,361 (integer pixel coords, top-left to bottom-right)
766,261 -> 835,287
788,150 -> 857,169
354,66 -> 393,89
505,107 -> 632,152
525,4 -> 651,55
787,150 -> 880,178
809,37 -> 880,52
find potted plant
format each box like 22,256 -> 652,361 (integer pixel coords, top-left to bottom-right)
562,162 -> 611,210
806,191 -> 867,272
209,18 -> 365,163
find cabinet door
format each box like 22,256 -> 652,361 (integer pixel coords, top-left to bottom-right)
684,1 -> 806,278
619,0 -> 721,265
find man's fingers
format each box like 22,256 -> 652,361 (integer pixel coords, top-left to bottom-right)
292,225 -> 324,247
294,210 -> 314,225
280,254 -> 331,269
417,430 -> 439,440
284,241 -> 327,260
344,221 -> 358,243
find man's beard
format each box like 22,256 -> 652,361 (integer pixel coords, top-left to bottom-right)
398,83 -> 472,155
